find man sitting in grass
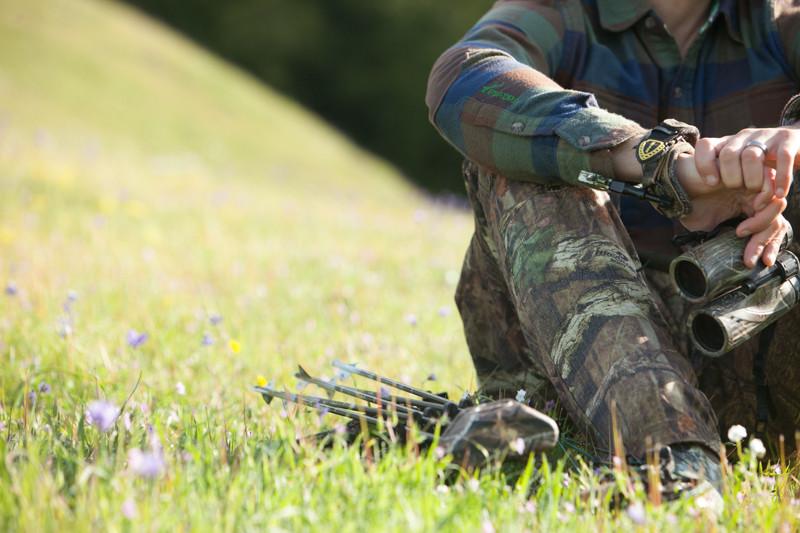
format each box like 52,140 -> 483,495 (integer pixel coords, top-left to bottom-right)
427,0 -> 800,495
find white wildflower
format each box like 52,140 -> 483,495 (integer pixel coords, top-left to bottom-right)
510,437 -> 526,455
727,424 -> 747,443
749,438 -> 766,458
515,389 -> 527,402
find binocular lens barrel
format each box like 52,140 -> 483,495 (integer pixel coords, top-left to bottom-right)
689,276 -> 800,357
670,229 -> 751,302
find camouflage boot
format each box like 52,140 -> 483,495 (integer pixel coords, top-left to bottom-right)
661,444 -> 724,517
669,443 -> 722,493
438,399 -> 559,468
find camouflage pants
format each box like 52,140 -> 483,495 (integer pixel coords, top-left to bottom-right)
457,160 -> 800,459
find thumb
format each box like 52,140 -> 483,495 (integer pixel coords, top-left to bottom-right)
675,153 -> 714,197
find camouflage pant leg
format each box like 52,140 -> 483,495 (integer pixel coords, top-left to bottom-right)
457,161 -> 721,458
456,166 -> 551,403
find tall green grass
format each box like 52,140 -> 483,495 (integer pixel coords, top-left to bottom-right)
0,0 -> 797,530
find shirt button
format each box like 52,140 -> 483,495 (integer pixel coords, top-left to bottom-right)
673,86 -> 683,98
511,121 -> 524,133
645,17 -> 657,29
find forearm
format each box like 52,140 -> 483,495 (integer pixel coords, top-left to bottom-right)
610,133 -> 646,183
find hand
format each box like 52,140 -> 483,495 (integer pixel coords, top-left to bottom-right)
694,125 -> 800,206
676,153 -> 790,267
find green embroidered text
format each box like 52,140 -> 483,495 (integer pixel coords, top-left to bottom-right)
480,82 -> 518,103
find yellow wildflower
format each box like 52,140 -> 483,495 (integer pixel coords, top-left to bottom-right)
229,339 -> 241,354
0,226 -> 16,246
256,375 -> 268,387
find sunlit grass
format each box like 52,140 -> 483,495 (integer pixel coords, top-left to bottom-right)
1,0 -> 799,530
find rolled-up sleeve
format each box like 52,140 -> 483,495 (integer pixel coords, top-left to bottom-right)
425,0 -> 644,185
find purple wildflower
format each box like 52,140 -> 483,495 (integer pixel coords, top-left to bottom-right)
4,282 -> 17,296
26,390 -> 36,406
63,290 -> 78,313
128,448 -> 165,478
626,501 -> 646,525
544,399 -> 556,411
126,329 -> 148,348
147,425 -> 162,453
86,400 -> 119,432
209,314 -> 223,326
201,333 -> 214,346
38,381 -> 51,394
438,306 -> 451,317
121,498 -> 137,519
426,373 -> 437,382
405,313 -> 418,327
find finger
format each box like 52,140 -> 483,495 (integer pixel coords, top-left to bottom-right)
694,137 -> 724,186
772,134 -> 800,198
743,233 -> 766,268
741,136 -> 770,191
718,134 -> 747,189
753,167 -> 776,211
763,237 -> 782,266
744,221 -> 786,268
736,196 -> 787,237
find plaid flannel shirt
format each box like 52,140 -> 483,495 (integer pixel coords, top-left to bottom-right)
427,0 -> 800,192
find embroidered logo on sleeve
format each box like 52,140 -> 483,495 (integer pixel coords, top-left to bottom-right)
480,82 -> 518,103
637,139 -> 666,161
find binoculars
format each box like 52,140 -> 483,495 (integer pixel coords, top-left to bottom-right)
670,227 -> 799,357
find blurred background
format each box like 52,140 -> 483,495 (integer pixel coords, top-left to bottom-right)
124,0 -> 490,195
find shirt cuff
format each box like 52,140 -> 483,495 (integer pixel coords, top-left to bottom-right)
554,107 -> 645,184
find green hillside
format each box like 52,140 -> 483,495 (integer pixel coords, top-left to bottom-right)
0,0 -> 474,390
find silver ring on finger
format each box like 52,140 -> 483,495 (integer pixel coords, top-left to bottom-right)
743,139 -> 769,155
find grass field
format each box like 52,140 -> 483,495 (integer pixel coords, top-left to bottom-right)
0,0 -> 798,530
